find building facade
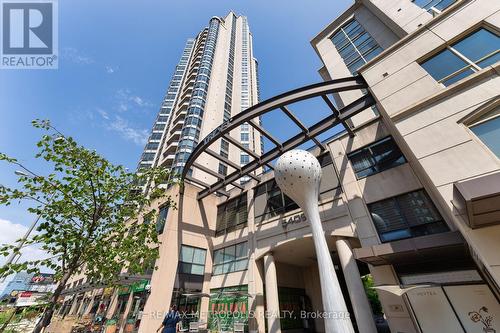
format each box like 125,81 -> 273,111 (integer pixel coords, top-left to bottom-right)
48,11 -> 263,333
137,12 -> 262,183
50,1 -> 500,333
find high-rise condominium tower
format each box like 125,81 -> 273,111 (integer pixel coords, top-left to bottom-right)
137,12 -> 262,184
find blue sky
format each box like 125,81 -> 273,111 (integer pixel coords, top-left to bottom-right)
0,0 -> 352,275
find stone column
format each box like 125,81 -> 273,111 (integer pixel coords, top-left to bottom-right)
263,253 -> 281,333
336,238 -> 377,333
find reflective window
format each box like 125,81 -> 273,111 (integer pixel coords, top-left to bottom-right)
218,163 -> 228,176
331,19 -> 383,74
368,190 -> 448,243
156,206 -> 168,234
413,0 -> 456,14
470,108 -> 500,158
216,194 -> 248,236
213,242 -> 248,275
254,153 -> 339,223
179,245 -> 206,276
347,137 -> 406,179
421,28 -> 500,86
240,154 -> 250,165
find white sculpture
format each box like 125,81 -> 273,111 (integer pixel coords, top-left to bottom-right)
275,150 -> 355,333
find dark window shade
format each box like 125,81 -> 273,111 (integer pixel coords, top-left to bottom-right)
348,137 -> 406,178
216,194 -> 248,236
369,190 -> 448,242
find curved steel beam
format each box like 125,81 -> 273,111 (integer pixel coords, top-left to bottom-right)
180,76 -> 374,199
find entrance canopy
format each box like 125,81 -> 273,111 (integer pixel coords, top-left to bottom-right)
180,76 -> 376,200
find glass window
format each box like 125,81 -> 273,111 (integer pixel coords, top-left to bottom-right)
347,137 -> 406,179
331,19 -> 383,74
421,28 -> 500,86
156,206 -> 168,234
216,194 -> 248,236
240,154 -> 250,165
212,242 -> 248,275
179,245 -> 206,276
470,108 -> 500,158
254,154 -> 340,223
368,190 -> 448,242
413,0 -> 456,13
241,133 -> 249,141
218,163 -> 228,176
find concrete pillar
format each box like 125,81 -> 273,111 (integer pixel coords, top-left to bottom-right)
263,253 -> 281,333
119,292 -> 135,333
336,238 -> 377,333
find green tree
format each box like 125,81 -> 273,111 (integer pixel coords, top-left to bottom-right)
0,120 -> 176,333
362,274 -> 383,315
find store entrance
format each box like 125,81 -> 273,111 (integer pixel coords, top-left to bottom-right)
270,237 -> 360,333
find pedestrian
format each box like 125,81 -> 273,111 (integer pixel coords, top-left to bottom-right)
157,305 -> 180,333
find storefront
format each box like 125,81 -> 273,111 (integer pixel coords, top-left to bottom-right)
208,286 -> 249,332
127,280 -> 150,332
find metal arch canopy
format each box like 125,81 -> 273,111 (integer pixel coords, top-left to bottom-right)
180,75 -> 376,200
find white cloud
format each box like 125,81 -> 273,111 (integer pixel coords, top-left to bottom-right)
96,108 -> 109,120
115,89 -> 154,112
0,218 -> 49,266
106,115 -> 149,146
106,66 -> 117,74
60,47 -> 94,65
0,218 -> 51,292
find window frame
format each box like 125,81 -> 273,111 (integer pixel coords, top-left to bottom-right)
368,189 -> 449,243
212,242 -> 249,276
329,18 -> 384,74
347,136 -> 407,179
156,205 -> 169,234
215,193 -> 248,236
419,26 -> 500,86
460,100 -> 500,160
178,245 -> 207,276
412,0 -> 457,16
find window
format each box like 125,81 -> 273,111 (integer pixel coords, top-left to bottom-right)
254,153 -> 340,223
368,190 -> 448,242
347,137 -> 406,179
179,245 -> 206,275
240,133 -> 249,141
156,206 -> 168,234
145,142 -> 159,151
421,28 -> 500,86
218,163 -> 228,176
254,180 -> 299,223
213,242 -> 248,275
470,108 -> 500,158
216,194 -> 248,236
220,139 -> 229,158
240,154 -> 250,165
413,0 -> 456,14
151,133 -> 162,140
142,152 -> 155,161
331,19 -> 383,74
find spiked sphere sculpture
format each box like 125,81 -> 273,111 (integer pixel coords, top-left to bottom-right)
275,150 -> 354,333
